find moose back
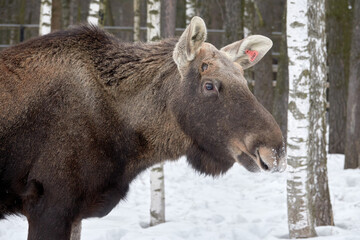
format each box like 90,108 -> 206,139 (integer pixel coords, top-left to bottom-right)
0,17 -> 286,239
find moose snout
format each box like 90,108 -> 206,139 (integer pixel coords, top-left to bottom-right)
230,139 -> 287,173
257,145 -> 287,172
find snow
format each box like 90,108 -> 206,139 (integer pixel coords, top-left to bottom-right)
0,154 -> 359,240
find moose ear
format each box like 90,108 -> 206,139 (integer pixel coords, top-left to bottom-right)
220,35 -> 273,70
173,16 -> 207,71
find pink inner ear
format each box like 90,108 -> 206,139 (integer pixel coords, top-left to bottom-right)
245,49 -> 258,62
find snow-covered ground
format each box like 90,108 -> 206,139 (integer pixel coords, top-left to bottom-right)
1,154 -> 359,240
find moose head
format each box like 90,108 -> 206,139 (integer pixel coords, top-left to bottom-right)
171,17 -> 286,175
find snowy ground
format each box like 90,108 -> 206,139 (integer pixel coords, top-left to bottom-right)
1,154 -> 359,240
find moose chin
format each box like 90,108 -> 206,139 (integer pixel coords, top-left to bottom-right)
0,16 -> 286,240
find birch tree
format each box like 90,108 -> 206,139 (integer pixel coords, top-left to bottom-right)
133,0 -> 141,42
147,0 -> 165,226
87,0 -> 100,25
286,0 -> 331,237
307,0 -> 333,227
39,0 -> 52,36
185,0 -> 195,25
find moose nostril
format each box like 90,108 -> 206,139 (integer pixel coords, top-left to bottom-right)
260,157 -> 269,171
256,149 -> 270,171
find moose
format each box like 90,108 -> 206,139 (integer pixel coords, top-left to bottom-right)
0,17 -> 286,239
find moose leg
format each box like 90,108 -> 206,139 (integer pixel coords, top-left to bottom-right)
27,211 -> 72,240
70,220 -> 82,240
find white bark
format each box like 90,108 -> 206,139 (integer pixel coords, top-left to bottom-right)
133,0 -> 141,42
185,0 -> 196,25
39,0 -> 52,36
307,0 -> 333,227
87,0 -> 100,26
150,163 -> 165,226
286,0 -> 316,238
147,0 -> 164,226
147,0 -> 161,42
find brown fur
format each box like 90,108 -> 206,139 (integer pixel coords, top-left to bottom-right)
0,24 -> 284,240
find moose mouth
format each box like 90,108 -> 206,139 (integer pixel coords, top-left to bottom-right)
236,150 -> 270,172
256,149 -> 269,171
230,139 -> 285,172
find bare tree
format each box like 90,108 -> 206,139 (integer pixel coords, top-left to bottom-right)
39,0 -> 52,36
161,0 -> 176,38
253,0 -> 274,112
222,0 -> 243,45
134,0 -> 141,42
243,0 -> 255,89
62,0 -> 72,28
51,0 -> 62,31
185,0 -> 195,25
243,0 -> 254,37
326,0 -> 353,154
345,0 -> 360,169
287,0 -> 333,236
87,0 -> 100,25
307,0 -> 334,227
147,0 -> 165,226
272,1 -> 288,141
287,0 -> 325,237
98,0 -> 107,26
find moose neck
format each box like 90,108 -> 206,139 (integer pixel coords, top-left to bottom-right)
97,39 -> 192,178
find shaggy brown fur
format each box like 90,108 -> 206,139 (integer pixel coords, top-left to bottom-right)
0,21 -> 285,239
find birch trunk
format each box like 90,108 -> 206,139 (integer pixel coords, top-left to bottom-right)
98,0 -> 106,26
272,3 -> 289,141
185,0 -> 195,25
307,0 -> 334,227
147,0 -> 165,226
345,0 -> 360,169
133,0 -> 141,42
39,0 -> 52,36
87,0 -> 100,25
286,0 -> 316,238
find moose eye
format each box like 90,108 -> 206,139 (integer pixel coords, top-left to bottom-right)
205,82 -> 214,91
